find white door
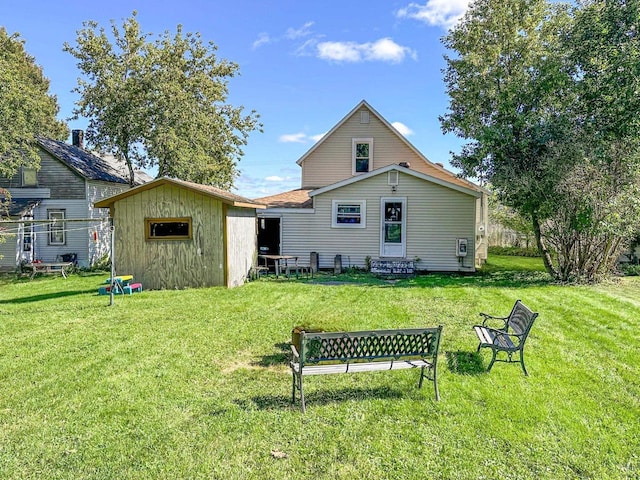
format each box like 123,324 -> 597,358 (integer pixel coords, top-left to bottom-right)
380,197 -> 406,257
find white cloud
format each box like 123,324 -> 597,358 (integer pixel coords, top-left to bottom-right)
252,32 -> 271,49
391,122 -> 414,136
279,132 -> 325,144
317,38 -> 416,63
397,0 -> 471,29
265,175 -> 284,182
278,132 -> 308,143
286,21 -> 314,40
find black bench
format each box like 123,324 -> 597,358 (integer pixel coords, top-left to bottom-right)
473,300 -> 538,375
290,326 -> 442,412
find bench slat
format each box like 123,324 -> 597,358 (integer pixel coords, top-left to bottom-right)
292,359 -> 432,376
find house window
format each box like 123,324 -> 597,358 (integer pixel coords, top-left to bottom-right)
48,210 -> 66,245
23,229 -> 32,251
352,138 -> 373,174
332,200 -> 366,228
22,167 -> 37,187
145,217 -> 192,240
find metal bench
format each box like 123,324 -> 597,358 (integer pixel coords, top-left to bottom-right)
290,326 -> 442,412
473,300 -> 538,375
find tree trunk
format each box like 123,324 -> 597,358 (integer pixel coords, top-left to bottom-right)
532,215 -> 558,279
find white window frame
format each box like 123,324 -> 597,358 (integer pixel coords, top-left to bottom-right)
48,210 -> 66,245
352,138 -> 373,175
332,200 -> 367,228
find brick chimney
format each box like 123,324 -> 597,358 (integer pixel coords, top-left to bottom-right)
72,130 -> 84,148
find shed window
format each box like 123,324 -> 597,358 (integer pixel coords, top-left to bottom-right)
145,217 -> 192,240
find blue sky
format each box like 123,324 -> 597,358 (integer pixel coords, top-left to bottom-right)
1,0 -> 471,199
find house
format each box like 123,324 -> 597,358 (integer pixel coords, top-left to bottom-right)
0,131 -> 152,271
94,177 -> 265,289
255,100 -> 488,272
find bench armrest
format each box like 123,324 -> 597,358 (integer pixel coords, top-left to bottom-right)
479,313 -> 509,330
476,325 -> 524,347
291,344 -> 300,363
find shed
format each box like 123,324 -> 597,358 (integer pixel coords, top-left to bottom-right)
94,177 -> 265,289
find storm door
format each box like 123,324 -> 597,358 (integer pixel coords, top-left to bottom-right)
380,197 -> 406,257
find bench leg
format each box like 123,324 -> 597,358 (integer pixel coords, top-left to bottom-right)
520,349 -> 529,376
419,366 -> 440,401
487,348 -> 498,372
291,371 -> 306,413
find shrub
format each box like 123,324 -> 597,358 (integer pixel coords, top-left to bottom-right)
488,246 -> 541,257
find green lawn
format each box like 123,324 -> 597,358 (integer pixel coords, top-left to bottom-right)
0,256 -> 638,479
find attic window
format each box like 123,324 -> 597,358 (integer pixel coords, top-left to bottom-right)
360,111 -> 370,124
21,167 -> 37,187
145,217 -> 192,240
352,138 -> 373,174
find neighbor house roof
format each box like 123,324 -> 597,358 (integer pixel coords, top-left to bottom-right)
94,177 -> 266,210
3,198 -> 42,217
36,137 -> 153,185
253,189 -> 314,209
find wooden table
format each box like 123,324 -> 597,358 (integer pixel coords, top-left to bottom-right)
258,254 -> 300,278
26,262 -> 73,279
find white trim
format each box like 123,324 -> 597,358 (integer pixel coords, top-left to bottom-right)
332,200 -> 366,228
48,209 -> 66,246
380,197 -> 406,258
352,138 -> 373,175
310,164 -> 481,198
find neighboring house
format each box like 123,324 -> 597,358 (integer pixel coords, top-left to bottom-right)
0,131 -> 151,271
255,100 -> 489,272
94,177 -> 265,289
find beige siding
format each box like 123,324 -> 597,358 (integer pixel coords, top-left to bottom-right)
277,172 -> 477,272
112,183 -> 225,290
225,207 -> 258,287
300,106 -> 460,189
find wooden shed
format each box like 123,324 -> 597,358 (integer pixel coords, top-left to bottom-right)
94,177 -> 265,289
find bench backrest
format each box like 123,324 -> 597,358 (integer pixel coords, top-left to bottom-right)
300,326 -> 442,366
507,300 -> 538,338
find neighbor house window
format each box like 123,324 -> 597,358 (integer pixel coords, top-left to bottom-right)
332,200 -> 366,228
48,210 -> 65,245
145,217 -> 192,240
21,167 -> 37,187
352,138 -> 373,174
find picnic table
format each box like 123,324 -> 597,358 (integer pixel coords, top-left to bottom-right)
25,262 -> 73,279
258,254 -> 304,278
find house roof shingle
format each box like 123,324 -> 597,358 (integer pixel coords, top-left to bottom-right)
253,189 -> 314,209
36,137 -> 153,185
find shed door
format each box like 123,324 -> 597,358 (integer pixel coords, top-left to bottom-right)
380,198 -> 406,258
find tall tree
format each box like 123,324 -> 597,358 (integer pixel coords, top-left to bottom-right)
0,28 -> 68,178
441,0 -> 640,282
64,12 -> 261,188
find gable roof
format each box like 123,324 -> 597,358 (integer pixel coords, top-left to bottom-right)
295,100 -> 480,192
94,177 -> 265,209
310,164 -> 481,198
36,137 -> 152,185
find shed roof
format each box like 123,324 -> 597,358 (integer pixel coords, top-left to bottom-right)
94,177 -> 265,209
36,137 -> 152,185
